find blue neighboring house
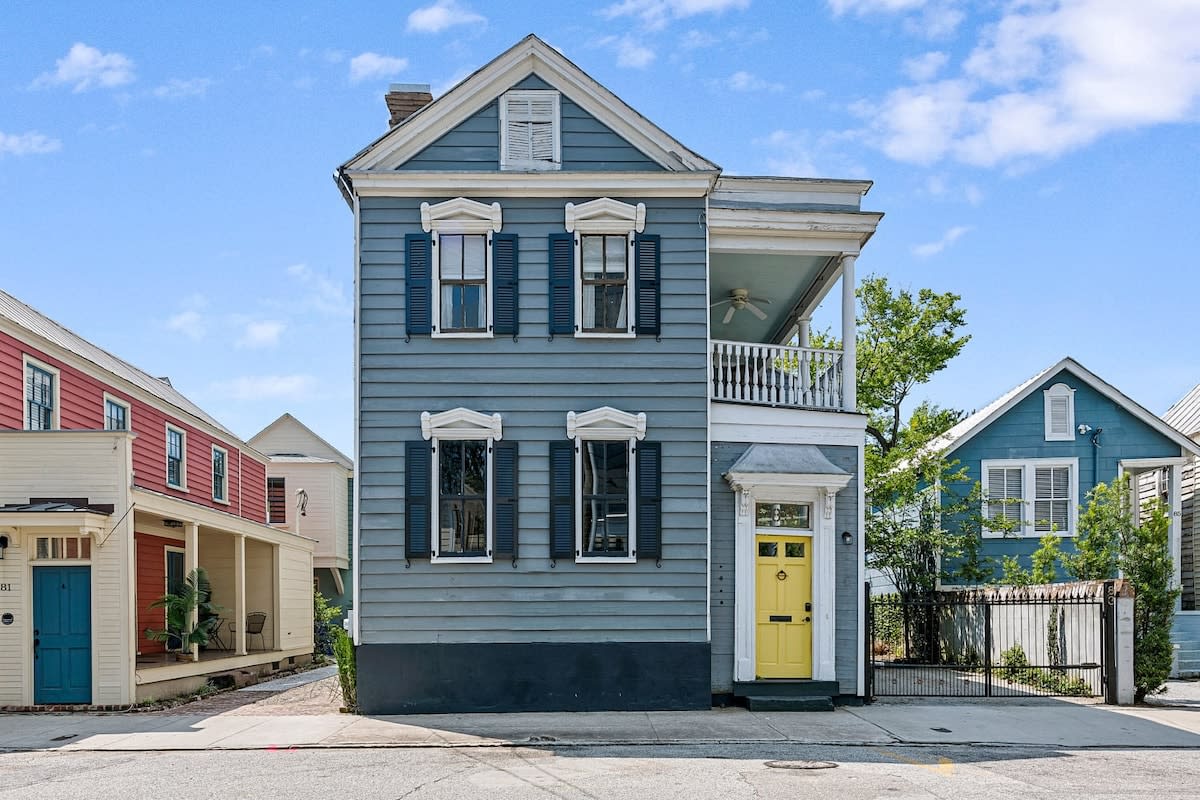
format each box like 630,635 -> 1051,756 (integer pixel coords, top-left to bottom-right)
335,35 -> 883,713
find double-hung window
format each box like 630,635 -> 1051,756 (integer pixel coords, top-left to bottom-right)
982,458 -> 1077,537
562,198 -> 648,338
567,407 -> 647,563
104,395 -> 130,431
267,477 -> 287,523
212,446 -> 228,503
419,197 -> 504,337
166,425 -> 186,489
24,356 -> 58,430
421,408 -> 504,563
581,234 -> 630,334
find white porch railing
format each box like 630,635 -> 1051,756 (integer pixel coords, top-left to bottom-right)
711,340 -> 845,410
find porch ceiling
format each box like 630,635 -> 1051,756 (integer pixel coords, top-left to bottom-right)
709,252 -> 832,343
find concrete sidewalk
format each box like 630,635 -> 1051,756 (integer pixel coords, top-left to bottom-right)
1,699 -> 1198,752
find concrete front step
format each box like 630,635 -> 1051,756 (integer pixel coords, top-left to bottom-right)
745,695 -> 835,712
733,680 -> 841,698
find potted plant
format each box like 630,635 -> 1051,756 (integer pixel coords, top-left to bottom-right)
145,567 -> 224,660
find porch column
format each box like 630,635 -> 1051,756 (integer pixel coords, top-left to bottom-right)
234,534 -> 247,655
185,521 -> 199,662
798,318 -> 811,348
1171,465 -> 1183,603
840,254 -> 857,412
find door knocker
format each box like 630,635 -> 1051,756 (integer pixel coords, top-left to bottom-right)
776,570 -> 788,581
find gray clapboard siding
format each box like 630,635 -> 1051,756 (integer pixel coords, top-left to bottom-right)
397,73 -> 663,171
358,195 -> 708,645
709,442 -> 861,694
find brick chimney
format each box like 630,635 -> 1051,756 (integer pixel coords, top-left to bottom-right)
385,83 -> 434,127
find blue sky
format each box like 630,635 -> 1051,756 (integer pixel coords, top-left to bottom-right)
3,1 -> 1199,455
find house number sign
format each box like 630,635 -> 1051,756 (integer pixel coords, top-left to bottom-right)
0,583 -> 11,592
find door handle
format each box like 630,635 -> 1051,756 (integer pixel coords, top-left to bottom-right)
804,616 -> 811,623
776,570 -> 787,581
805,602 -> 812,612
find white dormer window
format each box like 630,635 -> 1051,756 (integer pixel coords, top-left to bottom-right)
422,408 -> 504,563
500,90 -> 560,171
1044,383 -> 1075,442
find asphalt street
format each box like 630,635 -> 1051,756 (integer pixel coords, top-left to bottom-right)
2,742 -> 1197,799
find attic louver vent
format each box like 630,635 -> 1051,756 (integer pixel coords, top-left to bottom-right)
500,90 -> 559,171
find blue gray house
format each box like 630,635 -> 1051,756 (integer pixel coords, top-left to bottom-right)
929,359 -> 1198,604
336,35 -> 881,713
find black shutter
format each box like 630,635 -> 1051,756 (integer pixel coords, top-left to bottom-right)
549,440 -> 576,559
492,233 -> 519,336
636,441 -> 662,561
405,233 -> 433,336
493,440 -> 519,558
405,441 -> 432,559
634,233 -> 660,336
548,232 -> 575,335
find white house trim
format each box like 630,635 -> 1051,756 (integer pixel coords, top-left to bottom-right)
102,393 -> 132,432
498,89 -> 561,171
565,198 -> 646,234
980,457 -> 1080,538
1118,456 -> 1188,602
342,35 -> 718,173
1044,382 -> 1075,441
165,424 -> 188,491
709,403 -> 867,447
21,354 -> 60,430
724,478 -> 849,684
421,408 -> 503,441
567,407 -> 647,441
420,198 -> 503,234
345,171 -> 716,199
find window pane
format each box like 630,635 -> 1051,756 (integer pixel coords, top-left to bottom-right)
604,236 -> 627,275
599,285 -> 627,329
66,538 -> 78,559
441,285 -> 459,329
440,441 -> 463,494
462,235 -> 486,279
440,235 -> 463,279
785,542 -> 806,558
756,503 -> 811,529
582,236 -> 604,279
758,541 -> 778,557
462,284 -> 484,330
581,440 -> 630,555
36,538 -> 48,559
438,439 -> 488,556
463,440 -> 487,495
81,537 -> 91,559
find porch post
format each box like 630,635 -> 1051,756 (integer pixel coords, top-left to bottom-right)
234,534 -> 247,655
798,318 -> 811,348
1170,465 -> 1183,604
840,254 -> 857,412
185,521 -> 199,662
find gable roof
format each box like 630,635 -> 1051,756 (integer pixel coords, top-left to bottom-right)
923,356 -> 1200,459
249,413 -> 353,469
0,289 -> 240,441
1164,382 -> 1200,439
339,34 -> 719,175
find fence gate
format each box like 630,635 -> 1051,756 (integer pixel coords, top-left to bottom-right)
867,585 -> 1114,700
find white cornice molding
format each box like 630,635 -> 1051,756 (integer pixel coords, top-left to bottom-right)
420,197 -> 503,233
567,406 -> 647,441
421,407 -> 504,441
345,170 -> 716,198
343,36 -> 719,174
565,197 -> 646,234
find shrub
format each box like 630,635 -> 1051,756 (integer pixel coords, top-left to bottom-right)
332,627 -> 357,712
313,591 -> 342,659
870,595 -> 904,658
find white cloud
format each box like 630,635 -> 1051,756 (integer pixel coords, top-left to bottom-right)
152,78 -> 212,99
724,70 -> 785,92
33,43 -> 135,92
597,35 -> 656,68
826,1 -> 963,39
286,264 -> 353,316
210,374 -> 316,401
0,131 -> 62,157
406,0 -> 486,34
912,225 -> 970,257
166,310 -> 205,341
349,52 -> 409,83
902,50 -> 948,81
864,0 -> 1200,167
602,0 -> 751,31
679,29 -> 718,50
827,0 -> 927,14
237,320 -> 286,349
754,129 -> 867,179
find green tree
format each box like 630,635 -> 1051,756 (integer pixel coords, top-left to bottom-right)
1030,534 -> 1064,585
1122,503 -> 1180,701
1064,480 -> 1127,581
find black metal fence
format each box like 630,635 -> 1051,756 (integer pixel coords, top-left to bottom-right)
867,586 -> 1112,699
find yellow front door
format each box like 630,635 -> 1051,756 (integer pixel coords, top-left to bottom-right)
755,534 -> 813,678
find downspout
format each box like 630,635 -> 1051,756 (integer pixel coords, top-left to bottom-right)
1091,428 -> 1103,490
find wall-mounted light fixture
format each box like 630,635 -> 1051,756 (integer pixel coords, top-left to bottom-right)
841,530 -> 853,546
1078,424 -> 1093,436
0,534 -> 9,559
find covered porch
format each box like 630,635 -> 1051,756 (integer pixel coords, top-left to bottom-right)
706,176 -> 882,414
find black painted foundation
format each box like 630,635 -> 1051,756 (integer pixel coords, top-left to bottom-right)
357,641 -> 712,714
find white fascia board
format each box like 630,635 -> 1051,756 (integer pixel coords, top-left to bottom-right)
710,402 -> 867,447
707,207 -> 883,246
132,487 -> 318,549
346,170 -> 716,198
345,36 -> 719,173
712,176 -> 874,206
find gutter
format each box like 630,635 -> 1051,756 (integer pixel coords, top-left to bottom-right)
334,166 -> 355,209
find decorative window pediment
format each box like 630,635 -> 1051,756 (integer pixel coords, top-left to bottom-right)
565,197 -> 646,234
420,197 -> 503,234
421,407 -> 503,441
567,406 -> 647,441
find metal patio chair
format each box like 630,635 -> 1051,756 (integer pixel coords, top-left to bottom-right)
245,611 -> 268,651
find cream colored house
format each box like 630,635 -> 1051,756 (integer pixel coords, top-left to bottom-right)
250,414 -> 353,619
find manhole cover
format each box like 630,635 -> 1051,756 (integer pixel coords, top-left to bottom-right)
764,760 -> 838,770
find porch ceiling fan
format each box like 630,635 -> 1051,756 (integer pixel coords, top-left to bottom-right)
711,288 -> 772,324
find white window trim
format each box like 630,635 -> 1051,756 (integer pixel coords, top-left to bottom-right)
499,89 -> 561,171
103,392 -> 131,432
422,408 -> 503,564
568,407 -> 647,564
567,198 -> 646,339
211,444 -> 230,505
22,354 -> 60,430
421,198 -> 503,339
981,457 -> 1079,538
165,424 -> 188,491
1044,383 -> 1076,442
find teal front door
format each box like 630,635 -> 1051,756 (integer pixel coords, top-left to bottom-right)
34,566 -> 92,704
